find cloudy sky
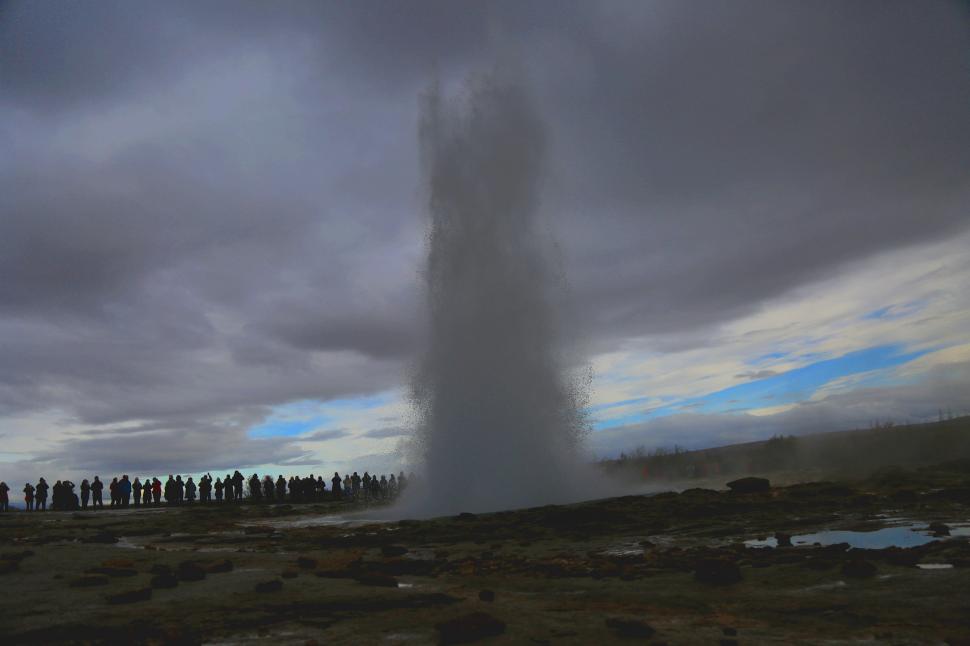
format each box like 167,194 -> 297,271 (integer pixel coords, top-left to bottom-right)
1,1 -> 968,484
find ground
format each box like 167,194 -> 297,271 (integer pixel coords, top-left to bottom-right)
2,462 -> 969,645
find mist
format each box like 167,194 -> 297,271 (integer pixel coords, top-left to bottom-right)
399,71 -> 592,516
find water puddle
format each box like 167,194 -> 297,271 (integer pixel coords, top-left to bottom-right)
745,522 -> 970,550
246,514 -> 393,529
916,563 -> 954,570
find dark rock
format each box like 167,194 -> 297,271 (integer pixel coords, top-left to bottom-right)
775,532 -> 792,547
177,561 -> 207,582
381,545 -> 409,557
106,587 -> 152,604
841,559 -> 877,578
694,558 -> 742,585
85,566 -> 137,578
720,640 -> 739,646
723,627 -> 738,636
281,568 -> 299,579
478,589 -> 495,602
70,574 -> 110,588
435,612 -> 506,644
150,573 -> 179,589
204,559 -> 234,574
296,556 -> 318,569
83,531 -> 118,544
149,564 -> 172,576
929,522 -> 951,536
254,579 -> 283,593
883,547 -> 921,567
726,477 -> 770,494
0,560 -> 19,575
354,573 -> 399,587
1,550 -> 35,561
101,558 -> 135,568
456,512 -> 477,521
605,617 -> 656,639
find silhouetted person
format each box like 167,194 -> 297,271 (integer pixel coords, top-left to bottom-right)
142,478 -> 152,505
263,475 -> 274,502
23,482 -> 35,511
223,474 -> 234,502
233,471 -> 244,501
62,480 -> 79,510
343,474 -> 351,498
379,475 -> 388,500
185,477 -> 197,503
214,477 -> 224,502
398,472 -> 407,493
175,475 -> 185,505
275,475 -> 286,501
331,472 -> 342,497
119,475 -> 132,507
351,472 -> 361,498
80,479 -> 90,509
0,481 -> 8,512
199,475 -> 212,503
35,478 -> 48,511
52,480 -> 63,510
151,478 -> 161,504
109,477 -> 119,507
91,476 -> 104,508
133,478 -> 142,507
164,475 -> 176,505
249,474 -> 262,501
388,474 -> 397,498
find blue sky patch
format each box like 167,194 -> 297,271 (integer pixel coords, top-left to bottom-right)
593,344 -> 929,430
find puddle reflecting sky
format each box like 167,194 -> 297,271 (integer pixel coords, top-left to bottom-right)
746,523 -> 970,549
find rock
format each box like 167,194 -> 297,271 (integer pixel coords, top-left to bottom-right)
83,531 -> 119,544
694,558 -> 742,585
296,556 -> 318,569
149,564 -> 173,576
883,547 -> 921,567
150,573 -> 179,589
86,566 -> 137,578
726,477 -> 770,494
841,559 -> 877,578
929,522 -> 951,536
254,579 -> 283,593
456,512 -> 477,521
1,550 -> 35,561
381,545 -> 409,557
101,558 -> 135,568
354,573 -> 398,587
605,617 -> 656,639
435,612 -> 506,644
106,587 -> 152,604
723,627 -> 738,636
70,574 -> 110,588
281,569 -> 299,579
775,532 -> 792,547
204,559 -> 234,574
478,589 -> 495,602
720,640 -> 739,646
0,560 -> 19,575
177,561 -> 207,582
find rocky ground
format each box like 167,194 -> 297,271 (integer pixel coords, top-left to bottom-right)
2,461 -> 969,645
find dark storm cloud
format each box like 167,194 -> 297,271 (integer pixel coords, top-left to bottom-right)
1,1 -> 968,473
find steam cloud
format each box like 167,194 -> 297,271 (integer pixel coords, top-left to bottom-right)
404,72 -> 591,515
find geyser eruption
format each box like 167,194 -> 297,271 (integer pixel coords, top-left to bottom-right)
408,73 -> 589,515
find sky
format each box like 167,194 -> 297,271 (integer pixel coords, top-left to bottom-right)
1,1 -> 969,485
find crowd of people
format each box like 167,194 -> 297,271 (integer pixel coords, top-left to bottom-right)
0,471 -> 410,512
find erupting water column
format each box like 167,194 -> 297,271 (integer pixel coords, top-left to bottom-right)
407,73 -> 589,516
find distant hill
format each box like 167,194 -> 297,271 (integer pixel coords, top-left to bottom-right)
599,415 -> 970,483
